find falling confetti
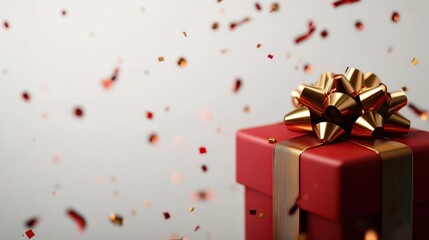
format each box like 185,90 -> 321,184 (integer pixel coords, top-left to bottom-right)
3,20 -> 9,29
101,67 -> 119,90
295,21 -> 315,44
244,105 -> 252,113
192,189 -> 214,201
320,30 -> 328,38
189,206 -> 195,212
412,58 -> 419,66
73,107 -> 84,118
146,111 -> 153,119
267,54 -> 274,59
22,91 -> 30,102
355,21 -> 364,31
143,200 -> 152,209
201,164 -> 208,172
408,103 -> 428,121
25,217 -> 39,228
332,0 -> 360,8
25,230 -> 35,239
149,133 -> 159,144
177,57 -> 187,67
233,79 -> 242,93
220,48 -> 229,54
364,229 -> 378,240
163,212 -> 171,220
211,22 -> 219,30
182,31 -> 187,37
194,225 -> 200,231
304,64 -> 313,73
270,2 -> 280,12
256,43 -> 262,48
158,56 -> 165,62
401,86 -> 407,92
199,147 -> 207,154
230,17 -> 251,31
391,11 -> 400,22
66,209 -> 86,232
255,3 -> 262,11
61,9 -> 67,16
249,209 -> 257,215
109,213 -> 124,226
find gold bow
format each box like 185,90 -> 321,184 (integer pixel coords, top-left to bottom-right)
284,67 -> 410,143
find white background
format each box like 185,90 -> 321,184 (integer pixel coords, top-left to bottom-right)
1,0 -> 428,239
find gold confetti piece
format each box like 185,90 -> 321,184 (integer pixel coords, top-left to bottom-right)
182,31 -> 187,37
401,86 -> 407,92
412,58 -> 419,65
177,57 -> 187,67
364,229 -> 378,240
304,64 -> 313,73
391,11 -> 400,23
109,213 -> 124,226
270,2 -> 280,12
244,105 -> 252,113
286,53 -> 292,59
259,212 -> 265,219
220,48 -> 229,54
217,0 -> 222,2
143,200 -> 152,209
212,22 -> 219,30
268,138 -> 276,143
189,206 -> 195,212
249,209 -> 257,215
158,56 -> 165,62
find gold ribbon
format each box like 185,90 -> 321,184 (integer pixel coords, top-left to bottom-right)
274,135 -> 413,240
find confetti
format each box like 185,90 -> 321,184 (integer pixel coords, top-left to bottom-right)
201,164 -> 208,172
194,225 -> 200,231
189,206 -> 195,212
249,209 -> 257,215
211,22 -> 219,30
391,11 -> 400,23
146,111 -> 153,119
244,105 -> 252,113
3,20 -> 9,29
295,21 -> 316,44
320,30 -> 328,38
199,147 -> 207,154
66,209 -> 86,232
143,200 -> 152,209
401,86 -> 407,92
304,64 -> 313,73
256,43 -> 262,48
270,2 -> 280,12
163,212 -> 171,220
355,21 -> 364,31
25,230 -> 35,239
259,213 -> 265,219
230,17 -> 251,31
149,133 -> 159,144
73,107 -> 84,118
25,217 -> 39,228
101,67 -> 119,90
412,58 -> 419,66
332,0 -> 360,8
61,9 -> 67,16
109,213 -> 124,226
233,79 -> 242,93
268,54 -> 274,59
268,138 -> 276,143
170,171 -> 183,185
408,103 -> 428,121
158,56 -> 165,62
220,48 -> 229,54
364,229 -> 378,240
182,31 -> 187,37
192,189 -> 214,201
255,3 -> 262,11
177,57 -> 187,68
22,91 -> 31,102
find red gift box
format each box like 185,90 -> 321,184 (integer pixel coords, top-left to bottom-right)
236,122 -> 429,240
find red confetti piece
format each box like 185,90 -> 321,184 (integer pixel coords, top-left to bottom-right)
267,54 -> 274,59
408,103 -> 428,121
304,64 -> 313,73
355,21 -> 364,31
25,217 -> 39,228
255,3 -> 262,11
3,21 -> 9,29
149,133 -> 159,144
201,164 -> 208,172
332,0 -> 360,8
66,209 -> 86,232
256,43 -> 262,48
101,67 -> 119,90
192,189 -> 214,201
199,147 -> 207,154
74,107 -> 84,118
22,91 -> 30,102
294,21 -> 316,44
194,225 -> 200,232
391,11 -> 400,23
146,111 -> 153,119
25,229 -> 35,239
320,30 -> 328,38
233,79 -> 242,93
230,17 -> 251,31
163,212 -> 170,220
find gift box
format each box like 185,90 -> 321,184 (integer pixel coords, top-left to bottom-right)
236,68 -> 429,240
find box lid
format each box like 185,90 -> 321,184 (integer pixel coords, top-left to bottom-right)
236,122 -> 429,221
